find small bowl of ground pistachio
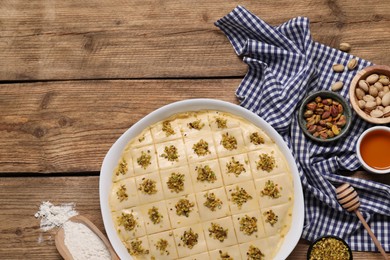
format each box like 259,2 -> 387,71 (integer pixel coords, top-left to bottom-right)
307,235 -> 352,260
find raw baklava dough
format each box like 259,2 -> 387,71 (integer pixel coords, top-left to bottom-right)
109,110 -> 294,260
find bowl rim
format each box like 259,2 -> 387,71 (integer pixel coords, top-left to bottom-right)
356,126 -> 390,174
298,90 -> 352,143
349,65 -> 390,124
306,235 -> 353,260
99,98 -> 305,260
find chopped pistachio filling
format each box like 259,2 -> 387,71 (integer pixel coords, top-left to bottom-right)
226,157 -> 246,177
208,222 -> 228,242
175,198 -> 194,217
203,192 -> 223,211
256,153 -> 276,172
309,237 -> 350,260
221,132 -> 238,150
192,139 -> 211,156
264,210 -> 278,226
196,165 -> 217,183
166,172 -> 185,193
127,239 -> 149,256
261,180 -> 282,198
162,120 -> 175,136
247,245 -> 265,260
138,178 -> 158,195
137,150 -> 152,169
180,228 -> 199,249
118,212 -> 137,231
148,206 -> 163,224
155,238 -> 169,255
239,215 -> 258,235
250,132 -> 265,145
219,250 -> 233,260
215,117 -> 228,129
188,119 -> 205,130
160,145 -> 179,162
231,186 -> 253,209
116,184 -> 128,202
115,158 -> 128,176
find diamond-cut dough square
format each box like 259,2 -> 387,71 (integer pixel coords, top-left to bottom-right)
267,234 -> 284,259
177,113 -> 211,138
242,125 -> 274,151
239,238 -> 271,260
255,174 -> 293,209
110,178 -> 139,211
208,112 -> 240,131
248,145 -> 289,179
189,159 -> 224,192
112,151 -> 134,182
131,145 -> 159,175
261,203 -> 292,237
202,217 -> 237,250
135,172 -> 164,204
184,135 -> 217,163
156,139 -> 187,170
139,201 -> 171,235
219,154 -> 252,185
150,119 -> 182,143
209,245 -> 241,260
213,128 -> 246,157
147,231 -> 179,259
180,252 -> 211,260
195,187 -> 230,221
166,194 -> 200,228
124,236 -> 150,260
130,128 -> 154,148
160,165 -> 194,199
225,181 -> 259,214
112,207 -> 146,241
232,210 -> 266,243
172,224 -> 207,257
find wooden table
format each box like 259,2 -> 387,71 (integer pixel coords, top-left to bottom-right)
1,1 -> 389,259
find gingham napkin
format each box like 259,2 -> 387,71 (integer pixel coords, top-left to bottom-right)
215,6 -> 390,252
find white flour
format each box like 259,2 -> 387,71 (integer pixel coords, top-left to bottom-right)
35,201 -> 78,231
63,221 -> 111,260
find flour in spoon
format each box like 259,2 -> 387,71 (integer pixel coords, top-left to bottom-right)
63,221 -> 111,260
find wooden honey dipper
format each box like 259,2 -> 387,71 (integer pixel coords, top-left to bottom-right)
336,183 -> 389,260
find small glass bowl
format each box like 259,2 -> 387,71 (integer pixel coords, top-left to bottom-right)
307,235 -> 353,260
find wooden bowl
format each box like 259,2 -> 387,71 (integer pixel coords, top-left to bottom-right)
349,65 -> 390,124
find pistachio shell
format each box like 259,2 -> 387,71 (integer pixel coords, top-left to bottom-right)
365,101 -> 377,110
339,42 -> 351,52
370,109 -> 384,118
378,77 -> 390,85
384,86 -> 390,93
358,80 -> 369,92
366,74 -> 379,84
357,100 -> 366,109
383,106 -> 390,117
331,81 -> 343,91
332,64 -> 344,73
369,86 -> 378,97
377,105 -> 384,111
363,95 -> 375,102
382,92 -> 390,106
355,88 -> 365,100
378,91 -> 385,98
376,96 -> 382,106
347,58 -> 358,70
374,82 -> 384,91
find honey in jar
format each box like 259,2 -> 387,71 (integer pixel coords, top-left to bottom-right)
359,129 -> 390,170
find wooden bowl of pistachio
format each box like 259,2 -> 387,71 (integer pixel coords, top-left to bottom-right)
349,65 -> 390,124
298,91 -> 352,142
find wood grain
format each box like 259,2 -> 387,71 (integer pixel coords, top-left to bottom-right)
0,176 -> 386,259
0,0 -> 389,81
0,79 -> 240,173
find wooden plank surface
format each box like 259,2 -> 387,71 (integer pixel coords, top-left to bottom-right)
1,0 -> 390,81
0,176 -> 386,260
0,79 -> 240,173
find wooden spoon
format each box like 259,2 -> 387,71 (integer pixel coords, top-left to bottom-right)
55,215 -> 119,260
336,183 -> 389,260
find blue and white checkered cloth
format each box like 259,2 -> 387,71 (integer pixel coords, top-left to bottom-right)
215,6 -> 390,252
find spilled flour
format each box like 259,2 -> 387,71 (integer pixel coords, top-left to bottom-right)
35,201 -> 78,231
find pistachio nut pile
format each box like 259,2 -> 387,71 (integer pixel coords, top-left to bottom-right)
304,96 -> 347,140
355,73 -> 390,118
